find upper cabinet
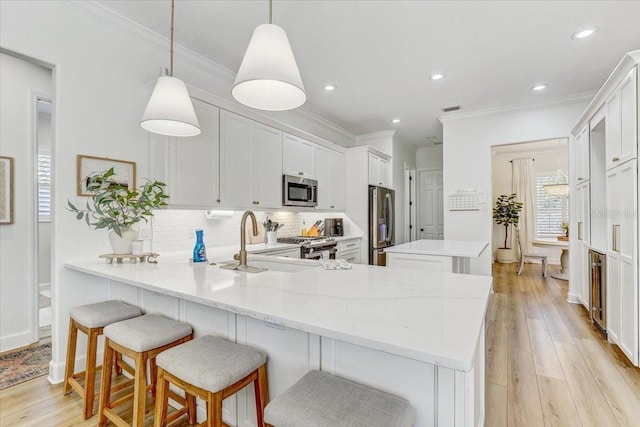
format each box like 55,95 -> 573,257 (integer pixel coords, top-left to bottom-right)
368,152 -> 390,187
219,110 -> 283,209
575,124 -> 590,182
606,68 -> 637,169
283,133 -> 315,178
314,145 -> 346,210
167,99 -> 220,207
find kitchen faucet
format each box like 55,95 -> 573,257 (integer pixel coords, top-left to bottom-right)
221,210 -> 267,273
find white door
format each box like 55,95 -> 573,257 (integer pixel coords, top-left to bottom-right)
417,170 -> 444,240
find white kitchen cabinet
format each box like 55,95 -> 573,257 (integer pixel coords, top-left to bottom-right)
368,152 -> 390,187
337,238 -> 361,264
283,133 -> 315,178
605,68 -> 637,170
575,181 -> 591,307
260,247 -> 300,258
314,145 -> 346,210
219,110 -> 283,209
575,124 -> 590,182
387,252 -> 453,272
606,159 -> 638,364
167,99 -> 220,207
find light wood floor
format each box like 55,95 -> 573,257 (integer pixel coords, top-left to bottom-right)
487,262 -> 640,427
2,262 -> 640,426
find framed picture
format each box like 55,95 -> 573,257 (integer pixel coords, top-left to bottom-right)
0,156 -> 14,225
77,155 -> 136,196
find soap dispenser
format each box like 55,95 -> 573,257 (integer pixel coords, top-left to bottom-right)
193,229 -> 207,263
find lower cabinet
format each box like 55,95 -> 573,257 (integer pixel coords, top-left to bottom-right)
337,238 -> 361,264
259,247 -> 300,258
387,252 -> 453,272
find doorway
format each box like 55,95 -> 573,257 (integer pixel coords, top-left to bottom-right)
416,169 -> 444,240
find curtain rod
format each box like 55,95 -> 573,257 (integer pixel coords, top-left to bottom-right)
510,157 -> 535,163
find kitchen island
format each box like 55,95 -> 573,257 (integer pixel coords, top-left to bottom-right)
64,253 -> 491,426
386,239 -> 489,274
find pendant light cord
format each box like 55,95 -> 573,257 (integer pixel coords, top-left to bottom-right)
269,0 -> 273,24
169,0 -> 175,76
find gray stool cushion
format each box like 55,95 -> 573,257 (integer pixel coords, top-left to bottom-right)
104,314 -> 192,352
69,300 -> 142,328
264,370 -> 414,427
156,335 -> 266,393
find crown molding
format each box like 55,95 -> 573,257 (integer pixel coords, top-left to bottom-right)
295,107 -> 357,143
438,91 -> 595,123
355,130 -> 396,143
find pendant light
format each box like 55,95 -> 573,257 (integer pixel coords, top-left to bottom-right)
232,0 -> 306,111
543,169 -> 569,196
140,0 -> 200,137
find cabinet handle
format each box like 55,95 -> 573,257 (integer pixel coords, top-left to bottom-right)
346,243 -> 356,247
330,205 -> 335,209
578,177 -> 584,181
612,157 -> 620,162
578,222 -> 583,241
298,172 -> 304,176
612,225 -> 620,252
253,201 -> 260,205
216,199 -> 220,203
379,182 -> 383,185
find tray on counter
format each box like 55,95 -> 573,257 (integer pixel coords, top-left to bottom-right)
99,253 -> 159,264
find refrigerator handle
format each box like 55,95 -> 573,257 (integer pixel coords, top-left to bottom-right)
385,193 -> 393,243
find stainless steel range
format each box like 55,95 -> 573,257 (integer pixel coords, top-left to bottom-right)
278,236 -> 337,260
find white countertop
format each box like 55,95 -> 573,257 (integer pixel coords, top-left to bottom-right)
386,239 -> 489,258
65,251 -> 491,372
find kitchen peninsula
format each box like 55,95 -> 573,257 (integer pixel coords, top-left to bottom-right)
65,253 -> 491,426
386,240 -> 489,274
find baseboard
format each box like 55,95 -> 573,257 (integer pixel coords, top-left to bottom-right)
566,292 -> 582,304
48,350 -> 105,384
0,330 -> 34,353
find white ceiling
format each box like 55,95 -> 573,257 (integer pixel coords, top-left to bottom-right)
95,0 -> 640,147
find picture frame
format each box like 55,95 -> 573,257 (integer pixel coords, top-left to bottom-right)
76,155 -> 136,196
0,156 -> 14,225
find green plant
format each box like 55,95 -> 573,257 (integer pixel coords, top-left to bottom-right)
68,167 -> 168,237
493,193 -> 523,249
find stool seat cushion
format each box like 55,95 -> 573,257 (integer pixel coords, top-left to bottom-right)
156,335 -> 266,393
264,370 -> 414,427
69,300 -> 142,328
104,314 -> 192,352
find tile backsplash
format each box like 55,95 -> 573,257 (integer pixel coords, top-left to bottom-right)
146,210 -> 347,253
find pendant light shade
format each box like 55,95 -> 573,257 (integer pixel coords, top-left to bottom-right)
140,0 -> 200,137
141,75 -> 201,137
232,23 -> 306,111
543,169 -> 569,196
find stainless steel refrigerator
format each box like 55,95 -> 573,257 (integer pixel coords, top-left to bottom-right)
369,185 -> 395,265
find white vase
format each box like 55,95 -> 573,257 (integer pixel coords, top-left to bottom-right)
108,227 -> 139,254
496,248 -> 514,263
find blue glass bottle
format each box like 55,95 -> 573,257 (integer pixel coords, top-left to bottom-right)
193,229 -> 207,263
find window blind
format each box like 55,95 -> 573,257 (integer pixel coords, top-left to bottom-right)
535,173 -> 567,236
38,149 -> 51,222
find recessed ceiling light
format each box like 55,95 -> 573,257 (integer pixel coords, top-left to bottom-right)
391,118 -> 401,124
430,73 -> 445,80
571,27 -> 598,40
531,84 -> 548,92
324,84 -> 337,91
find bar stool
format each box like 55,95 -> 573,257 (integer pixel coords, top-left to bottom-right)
153,335 -> 269,427
264,370 -> 414,427
63,300 -> 142,419
98,314 -> 193,427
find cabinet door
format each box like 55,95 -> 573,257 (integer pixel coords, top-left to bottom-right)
605,167 -> 621,343
168,99 -> 220,207
220,110 -> 253,207
283,133 -> 315,178
619,68 -> 637,164
368,153 -> 384,186
330,150 -> 346,210
253,124 -> 283,208
576,125 -> 590,182
298,139 -> 315,178
606,91 -> 622,170
379,157 -> 390,187
314,146 -> 332,209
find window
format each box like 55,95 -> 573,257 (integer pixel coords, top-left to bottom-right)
535,172 -> 567,236
38,149 -> 51,222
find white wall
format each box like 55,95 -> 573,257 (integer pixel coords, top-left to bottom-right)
0,1 -> 356,370
416,145 -> 443,170
392,134 -> 416,244
0,53 -> 52,351
442,101 -> 589,276
491,141 -> 568,264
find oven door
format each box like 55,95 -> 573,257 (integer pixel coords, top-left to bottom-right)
304,246 -> 337,260
283,175 -> 317,207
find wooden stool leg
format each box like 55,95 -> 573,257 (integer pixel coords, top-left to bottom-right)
132,352 -> 148,427
154,367 -> 169,427
206,392 -> 223,427
115,351 -> 123,375
187,392 -> 197,425
98,338 -> 115,427
82,327 -> 99,419
150,356 -> 158,398
254,364 -> 269,427
63,319 -> 78,395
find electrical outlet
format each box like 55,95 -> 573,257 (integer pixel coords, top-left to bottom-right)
139,227 -> 152,240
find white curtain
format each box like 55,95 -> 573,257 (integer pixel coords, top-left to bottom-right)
512,159 -> 536,256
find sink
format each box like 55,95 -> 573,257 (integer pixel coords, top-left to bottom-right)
220,259 -> 317,273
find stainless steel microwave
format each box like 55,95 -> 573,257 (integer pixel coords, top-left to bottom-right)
283,175 -> 317,207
